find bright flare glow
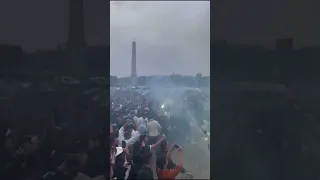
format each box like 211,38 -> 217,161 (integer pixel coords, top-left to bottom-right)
161,104 -> 165,109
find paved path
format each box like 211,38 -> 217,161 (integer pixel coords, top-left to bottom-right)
165,120 -> 210,179
172,126 -> 210,179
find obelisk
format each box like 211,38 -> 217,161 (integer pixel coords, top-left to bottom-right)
131,39 -> 137,78
131,39 -> 137,85
65,0 -> 87,77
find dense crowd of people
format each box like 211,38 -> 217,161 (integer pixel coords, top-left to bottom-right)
0,86 -> 206,180
110,87 -> 192,179
1,91 -> 110,180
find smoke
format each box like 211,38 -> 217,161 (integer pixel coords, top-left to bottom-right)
143,76 -> 210,129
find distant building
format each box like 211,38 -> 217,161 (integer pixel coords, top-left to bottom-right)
276,38 -> 293,51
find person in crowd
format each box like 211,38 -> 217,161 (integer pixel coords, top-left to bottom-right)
118,120 -> 141,147
156,141 -> 186,174
147,117 -> 162,145
111,145 -> 130,179
133,134 -> 166,158
129,124 -> 148,149
133,112 -> 148,130
137,146 -> 155,180
127,153 -> 139,180
122,153 -> 133,179
156,144 -> 184,179
131,133 -> 166,179
114,146 -> 129,180
124,125 -> 148,180
115,116 -> 125,130
110,163 -> 114,180
110,135 -> 119,174
110,125 -> 114,135
157,115 -> 168,135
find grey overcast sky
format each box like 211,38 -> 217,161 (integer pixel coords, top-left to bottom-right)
110,1 -> 210,77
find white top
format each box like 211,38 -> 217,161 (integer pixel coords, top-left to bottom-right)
133,116 -> 148,127
147,120 -> 162,137
118,127 -> 140,146
115,147 -> 123,156
126,131 -> 140,146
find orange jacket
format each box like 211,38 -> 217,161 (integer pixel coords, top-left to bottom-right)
156,164 -> 183,180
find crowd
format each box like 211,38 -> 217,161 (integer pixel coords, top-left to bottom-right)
1,91 -> 110,180
110,87 -> 191,180
0,86 -> 199,180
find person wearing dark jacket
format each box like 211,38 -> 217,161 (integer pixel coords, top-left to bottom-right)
137,146 -> 154,180
115,151 -> 127,180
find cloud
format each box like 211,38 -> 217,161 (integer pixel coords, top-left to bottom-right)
110,1 -> 210,77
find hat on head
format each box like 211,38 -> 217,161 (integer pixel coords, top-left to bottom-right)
138,124 -> 147,135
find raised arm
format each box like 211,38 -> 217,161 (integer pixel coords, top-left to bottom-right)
168,148 -> 183,178
118,120 -> 130,143
126,130 -> 139,147
118,126 -> 125,143
150,134 -> 166,150
166,144 -> 175,160
177,147 -> 183,167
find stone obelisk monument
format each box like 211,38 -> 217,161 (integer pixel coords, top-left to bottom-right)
131,39 -> 137,85
65,0 -> 87,77
131,39 -> 137,78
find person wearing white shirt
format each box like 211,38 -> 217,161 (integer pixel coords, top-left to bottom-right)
147,119 -> 162,144
118,127 -> 137,147
118,124 -> 148,147
133,115 -> 148,129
